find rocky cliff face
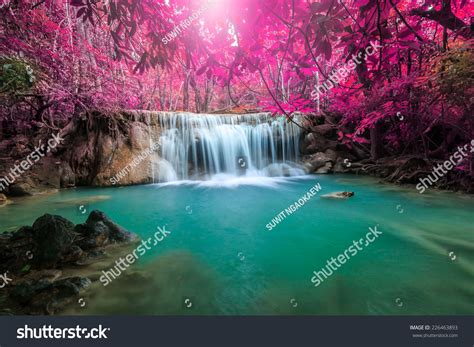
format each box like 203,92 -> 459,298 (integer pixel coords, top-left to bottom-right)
300,114 -> 367,174
61,111 -> 162,188
0,111 -> 162,196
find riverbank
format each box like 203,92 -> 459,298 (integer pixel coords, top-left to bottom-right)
300,113 -> 474,193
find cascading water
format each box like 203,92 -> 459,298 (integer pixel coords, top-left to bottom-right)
154,112 -> 305,182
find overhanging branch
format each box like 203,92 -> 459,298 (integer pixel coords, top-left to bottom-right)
410,5 -> 472,39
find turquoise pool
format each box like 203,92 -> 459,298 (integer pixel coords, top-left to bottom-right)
1,174 -> 473,315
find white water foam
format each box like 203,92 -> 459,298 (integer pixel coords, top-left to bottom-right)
152,112 -> 304,182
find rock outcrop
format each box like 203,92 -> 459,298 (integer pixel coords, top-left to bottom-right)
0,210 -> 138,315
58,111 -> 162,187
302,149 -> 359,174
0,111 -> 162,196
300,114 -> 366,175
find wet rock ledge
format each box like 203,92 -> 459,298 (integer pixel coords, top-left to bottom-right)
0,210 -> 138,315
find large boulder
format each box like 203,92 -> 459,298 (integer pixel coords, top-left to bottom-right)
333,157 -> 350,173
32,214 -> 76,265
0,210 -> 139,315
303,152 -> 334,172
324,149 -> 338,161
75,210 -> 137,249
8,179 -> 37,196
315,162 -> 333,174
301,132 -> 339,155
2,157 -> 61,197
312,124 -> 338,138
0,210 -> 137,272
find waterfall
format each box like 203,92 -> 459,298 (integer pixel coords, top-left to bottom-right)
154,112 -> 304,182
148,125 -> 156,183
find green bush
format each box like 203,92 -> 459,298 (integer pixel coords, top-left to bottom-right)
434,44 -> 474,98
0,57 -> 37,93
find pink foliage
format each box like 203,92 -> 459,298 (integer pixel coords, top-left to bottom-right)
0,0 -> 472,169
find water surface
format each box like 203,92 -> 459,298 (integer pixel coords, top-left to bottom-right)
1,174 -> 473,315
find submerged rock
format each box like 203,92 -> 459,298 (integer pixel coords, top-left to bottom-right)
11,276 -> 91,314
55,195 -> 111,206
75,210 -> 138,249
321,191 -> 355,199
